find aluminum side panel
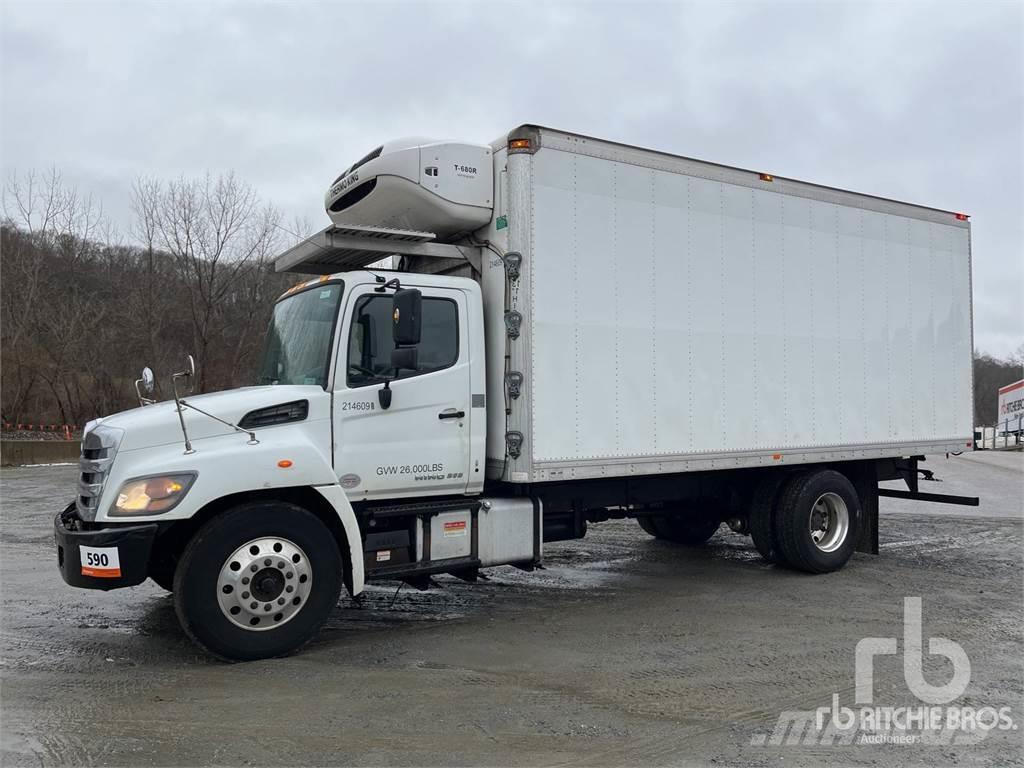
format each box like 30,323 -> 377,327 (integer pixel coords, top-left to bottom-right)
527,147 -> 973,468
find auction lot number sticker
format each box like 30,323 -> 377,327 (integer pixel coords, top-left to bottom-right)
79,545 -> 121,578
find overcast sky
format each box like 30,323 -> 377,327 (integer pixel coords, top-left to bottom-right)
2,1 -> 1021,357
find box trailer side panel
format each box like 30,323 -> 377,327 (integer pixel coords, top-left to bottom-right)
510,131 -> 973,481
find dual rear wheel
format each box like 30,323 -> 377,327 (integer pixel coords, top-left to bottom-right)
638,508 -> 722,546
748,468 -> 860,573
639,468 -> 861,573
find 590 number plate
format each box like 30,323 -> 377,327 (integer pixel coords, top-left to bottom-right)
79,545 -> 121,578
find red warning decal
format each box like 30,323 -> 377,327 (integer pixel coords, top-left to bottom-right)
443,520 -> 467,537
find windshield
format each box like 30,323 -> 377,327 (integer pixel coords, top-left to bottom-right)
257,282 -> 344,387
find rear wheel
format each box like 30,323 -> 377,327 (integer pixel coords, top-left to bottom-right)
637,516 -> 661,537
173,501 -> 343,661
637,510 -> 722,546
748,473 -> 787,564
775,469 -> 860,573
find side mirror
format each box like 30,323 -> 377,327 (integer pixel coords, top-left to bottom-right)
392,288 -> 422,346
184,354 -> 196,394
172,354 -> 197,401
390,347 -> 419,372
379,288 -> 421,412
135,366 -> 156,405
379,348 -> 419,410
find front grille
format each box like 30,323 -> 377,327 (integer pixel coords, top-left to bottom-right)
75,425 -> 123,522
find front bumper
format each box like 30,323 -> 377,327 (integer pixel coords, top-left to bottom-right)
54,503 -> 158,591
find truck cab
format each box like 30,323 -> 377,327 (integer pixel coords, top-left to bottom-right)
53,263 -> 536,659
290,271 -> 488,502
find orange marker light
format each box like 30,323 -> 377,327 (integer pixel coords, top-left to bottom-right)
759,173 -> 774,182
277,460 -> 293,468
509,138 -> 531,150
772,453 -> 783,460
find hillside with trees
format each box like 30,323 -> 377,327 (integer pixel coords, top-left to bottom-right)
1,169 -> 1020,430
974,350 -> 1024,426
1,170 -> 294,427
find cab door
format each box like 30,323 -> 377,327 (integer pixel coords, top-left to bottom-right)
333,284 -> 471,500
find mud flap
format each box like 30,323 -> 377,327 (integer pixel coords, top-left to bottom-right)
852,468 -> 879,555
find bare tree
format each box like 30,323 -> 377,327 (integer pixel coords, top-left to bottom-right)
2,168 -> 290,426
131,172 -> 282,391
2,170 -> 109,424
973,350 -> 1024,425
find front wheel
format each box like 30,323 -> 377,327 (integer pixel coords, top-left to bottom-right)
173,501 -> 343,661
148,557 -> 176,592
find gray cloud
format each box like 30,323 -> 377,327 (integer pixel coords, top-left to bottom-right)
2,0 -> 1021,355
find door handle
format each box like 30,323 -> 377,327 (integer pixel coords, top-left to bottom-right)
438,410 -> 465,420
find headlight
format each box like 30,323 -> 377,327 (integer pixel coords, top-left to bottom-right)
111,473 -> 197,516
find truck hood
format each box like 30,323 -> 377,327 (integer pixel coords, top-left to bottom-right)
95,386 -> 332,452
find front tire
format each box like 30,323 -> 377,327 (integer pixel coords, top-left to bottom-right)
776,470 -> 860,573
148,557 -> 176,592
173,501 -> 343,661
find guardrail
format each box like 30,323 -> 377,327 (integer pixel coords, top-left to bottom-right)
1,440 -> 82,466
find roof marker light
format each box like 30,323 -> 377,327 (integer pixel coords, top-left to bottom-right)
955,213 -> 969,221
759,173 -> 774,182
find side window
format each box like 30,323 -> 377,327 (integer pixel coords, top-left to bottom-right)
347,294 -> 458,387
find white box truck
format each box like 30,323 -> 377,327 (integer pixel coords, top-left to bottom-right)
54,125 -> 978,660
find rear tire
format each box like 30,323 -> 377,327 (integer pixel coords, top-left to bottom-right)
748,473 -> 787,564
638,512 -> 722,546
776,469 -> 860,573
637,516 -> 661,537
173,501 -> 343,661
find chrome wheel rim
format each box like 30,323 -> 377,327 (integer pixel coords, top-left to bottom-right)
217,537 -> 312,631
808,492 -> 849,553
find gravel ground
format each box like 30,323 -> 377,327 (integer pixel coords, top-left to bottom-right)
1,453 -> 1021,767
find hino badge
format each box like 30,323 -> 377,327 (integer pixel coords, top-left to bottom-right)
54,126 -> 977,660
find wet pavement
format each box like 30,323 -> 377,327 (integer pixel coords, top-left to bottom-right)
1,453 -> 1022,767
